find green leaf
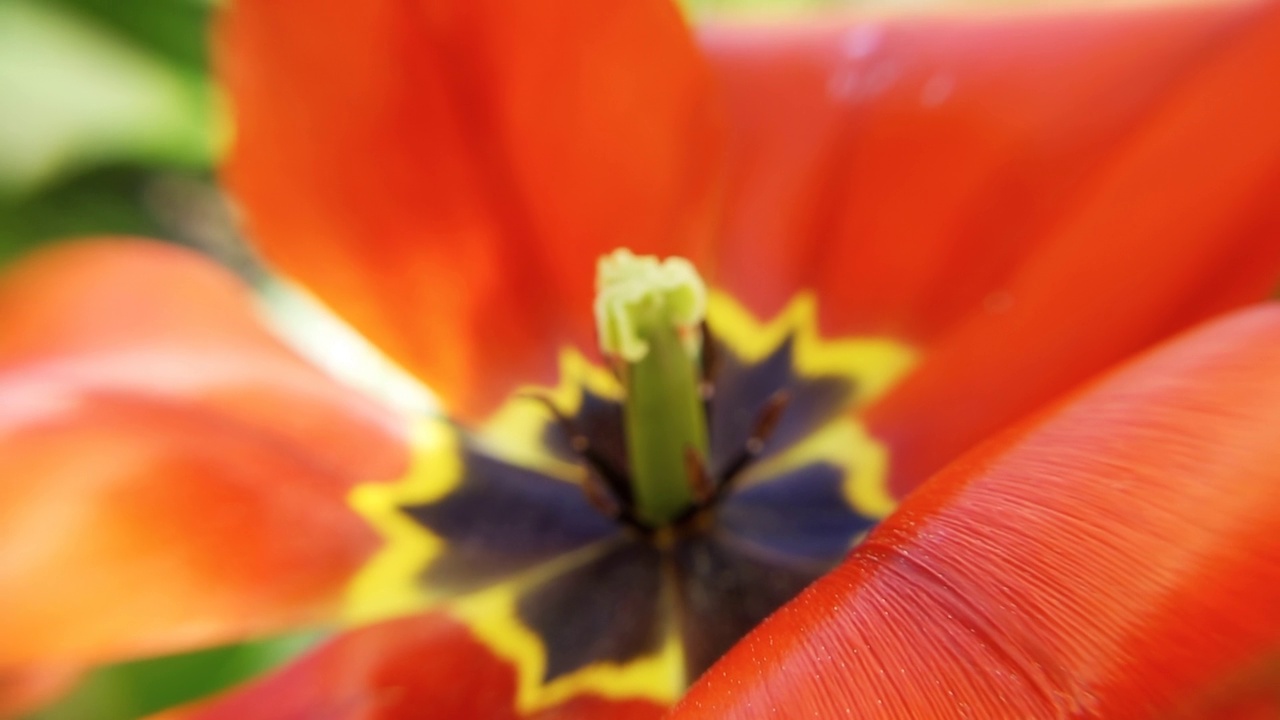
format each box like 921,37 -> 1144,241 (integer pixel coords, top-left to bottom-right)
48,0 -> 214,71
0,166 -> 169,265
22,631 -> 324,720
0,0 -> 216,197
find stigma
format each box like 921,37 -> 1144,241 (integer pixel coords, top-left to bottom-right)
594,248 -> 706,364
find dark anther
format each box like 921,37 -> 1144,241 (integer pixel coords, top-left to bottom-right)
746,390 -> 790,455
522,392 -> 588,448
683,446 -> 715,505
521,393 -> 633,505
718,390 -> 792,491
698,320 -> 719,400
582,466 -> 623,519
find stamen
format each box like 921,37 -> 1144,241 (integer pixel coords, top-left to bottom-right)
523,393 -> 634,505
698,319 -> 719,401
683,447 -> 715,505
719,390 -> 792,489
747,390 -> 790,455
582,467 -> 623,520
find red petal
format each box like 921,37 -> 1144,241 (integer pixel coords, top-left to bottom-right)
218,0 -> 723,422
703,2 -> 1280,494
164,613 -> 665,720
0,240 -> 405,669
671,303 -> 1280,719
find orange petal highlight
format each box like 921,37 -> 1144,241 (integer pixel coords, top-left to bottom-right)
0,240 -> 405,670
672,303 -> 1280,719
219,0 -> 724,422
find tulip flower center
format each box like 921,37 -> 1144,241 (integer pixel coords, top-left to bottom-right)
347,251 -> 916,713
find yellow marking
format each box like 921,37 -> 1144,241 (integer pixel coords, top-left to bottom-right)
707,291 -> 916,408
450,564 -> 685,714
475,348 -> 622,480
344,417 -> 462,623
746,419 -> 897,519
707,290 -> 911,521
344,289 -> 917,713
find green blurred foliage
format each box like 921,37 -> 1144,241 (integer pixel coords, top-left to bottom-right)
22,632 -> 323,720
0,167 -> 168,264
0,0 -> 218,263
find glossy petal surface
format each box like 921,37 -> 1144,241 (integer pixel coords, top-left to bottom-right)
672,304 -> 1280,719
164,613 -> 666,720
704,1 -> 1280,494
219,0 -> 723,421
0,240 -> 405,668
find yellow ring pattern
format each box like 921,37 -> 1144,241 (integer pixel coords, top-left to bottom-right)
344,291 -> 916,713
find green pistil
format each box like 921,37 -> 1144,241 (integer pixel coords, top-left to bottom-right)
595,249 -> 709,527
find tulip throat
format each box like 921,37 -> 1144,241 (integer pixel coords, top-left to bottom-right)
346,261 -> 921,714
594,249 -> 710,527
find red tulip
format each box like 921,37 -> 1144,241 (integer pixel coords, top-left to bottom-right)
1,0 -> 1279,718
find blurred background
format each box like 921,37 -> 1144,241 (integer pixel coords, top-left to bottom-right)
0,0 -> 223,265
